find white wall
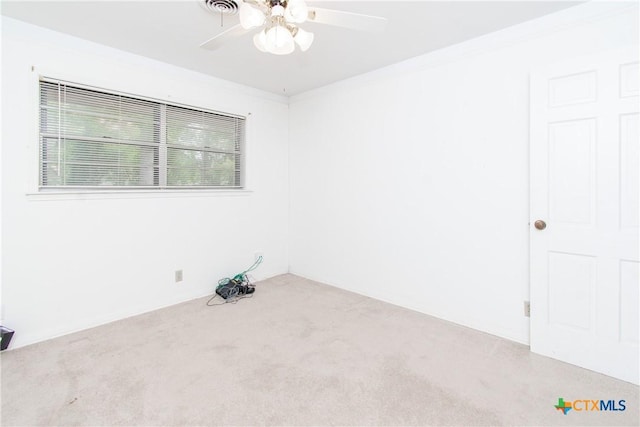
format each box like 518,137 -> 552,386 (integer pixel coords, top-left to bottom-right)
1,17 -> 290,348
288,3 -> 638,344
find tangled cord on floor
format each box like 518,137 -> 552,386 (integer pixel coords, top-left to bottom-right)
206,256 -> 262,306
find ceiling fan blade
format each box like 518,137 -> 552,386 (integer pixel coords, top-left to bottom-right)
307,7 -> 387,32
200,24 -> 250,50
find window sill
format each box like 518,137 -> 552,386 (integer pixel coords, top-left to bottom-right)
26,188 -> 253,201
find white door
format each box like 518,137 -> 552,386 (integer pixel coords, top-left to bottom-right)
530,48 -> 639,384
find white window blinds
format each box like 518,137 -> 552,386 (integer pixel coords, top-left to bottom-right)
166,105 -> 243,187
39,79 -> 245,189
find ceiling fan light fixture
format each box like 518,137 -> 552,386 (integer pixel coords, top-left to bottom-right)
253,29 -> 268,52
265,24 -> 295,55
239,2 -> 265,29
284,0 -> 308,23
200,1 -> 389,56
293,27 -> 313,51
271,4 -> 285,17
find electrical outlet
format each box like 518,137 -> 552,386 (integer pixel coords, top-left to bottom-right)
524,301 -> 530,317
254,252 -> 263,262
175,270 -> 183,283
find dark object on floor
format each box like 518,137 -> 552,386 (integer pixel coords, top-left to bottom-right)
1,326 -> 15,351
207,256 -> 262,306
216,278 -> 255,300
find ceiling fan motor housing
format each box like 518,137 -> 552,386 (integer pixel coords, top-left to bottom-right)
269,0 -> 288,7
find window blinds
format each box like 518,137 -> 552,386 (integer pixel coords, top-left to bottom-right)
166,105 -> 243,187
39,79 -> 245,189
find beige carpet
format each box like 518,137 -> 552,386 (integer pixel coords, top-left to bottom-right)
1,274 -> 638,426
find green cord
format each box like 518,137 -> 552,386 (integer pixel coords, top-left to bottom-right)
217,256 -> 264,288
233,255 -> 263,281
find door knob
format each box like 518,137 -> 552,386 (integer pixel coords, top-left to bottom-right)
534,220 -> 547,230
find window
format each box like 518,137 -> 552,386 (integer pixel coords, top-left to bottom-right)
39,79 -> 245,190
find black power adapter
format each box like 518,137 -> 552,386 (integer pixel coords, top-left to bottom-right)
215,278 -> 255,300
1,326 -> 15,351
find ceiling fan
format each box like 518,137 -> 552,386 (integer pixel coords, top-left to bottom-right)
200,0 -> 388,55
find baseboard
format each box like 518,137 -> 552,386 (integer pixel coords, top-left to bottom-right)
288,270 -> 530,347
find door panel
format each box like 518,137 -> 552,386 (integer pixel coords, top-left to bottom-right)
548,252 -> 594,331
620,113 -> 639,229
548,119 -> 596,225
530,48 -> 639,384
548,71 -> 597,107
620,260 -> 639,345
620,63 -> 639,97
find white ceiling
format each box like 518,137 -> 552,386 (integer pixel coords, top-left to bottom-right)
1,1 -> 582,96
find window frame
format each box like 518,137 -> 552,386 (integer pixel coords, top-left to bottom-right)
35,75 -> 247,194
